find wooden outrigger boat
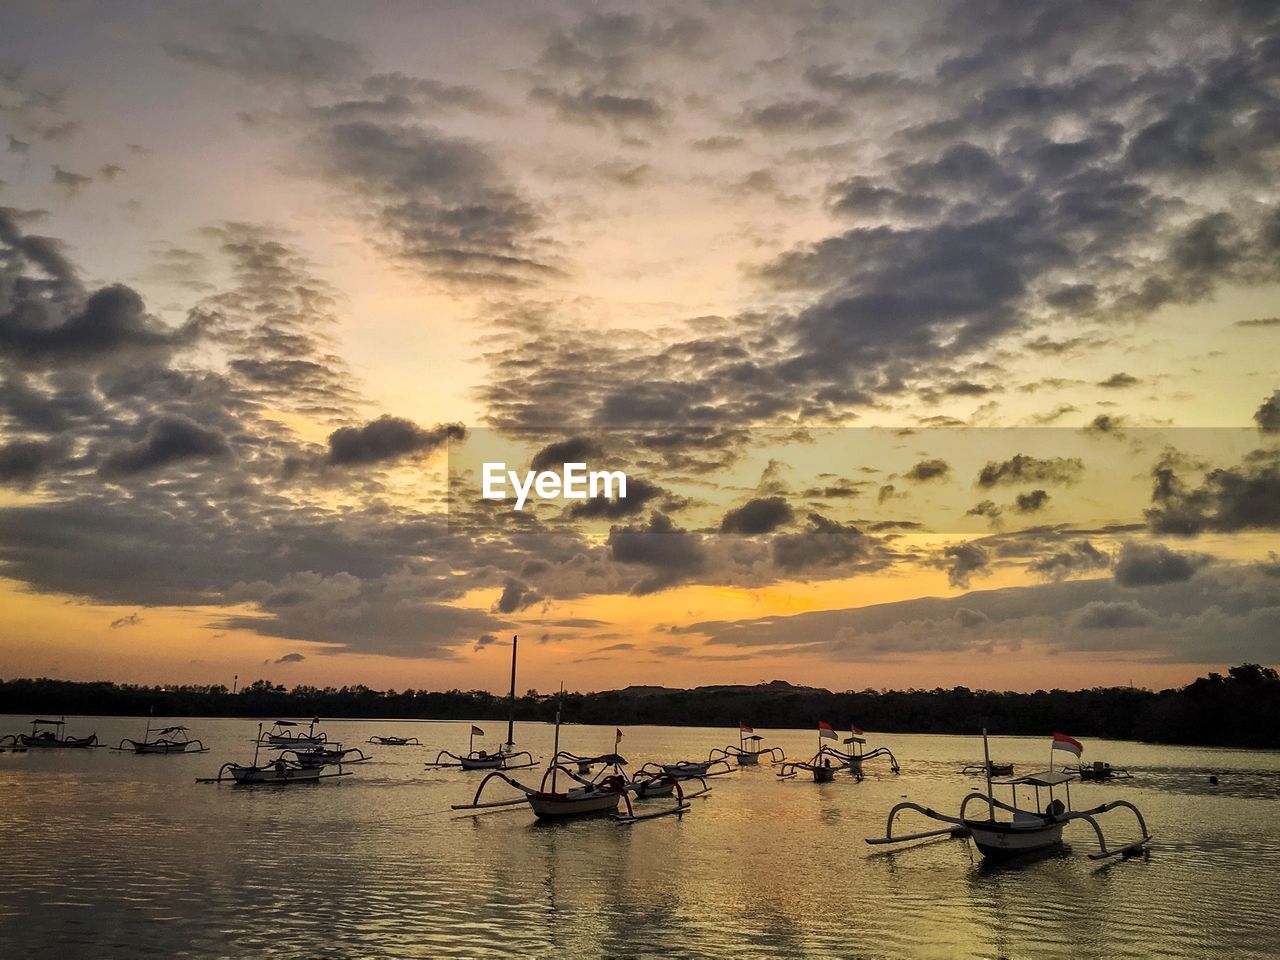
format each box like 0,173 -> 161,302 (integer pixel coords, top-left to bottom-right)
0,733 -> 28,753
636,758 -> 736,782
452,692 -> 696,823
961,760 -> 1014,777
1077,760 -> 1134,781
257,719 -> 328,747
427,637 -> 534,771
199,723 -> 353,785
866,730 -> 1152,862
278,744 -> 370,767
709,723 -> 785,767
19,718 -> 98,749
114,721 -> 207,754
778,726 -> 901,783
368,735 -> 421,746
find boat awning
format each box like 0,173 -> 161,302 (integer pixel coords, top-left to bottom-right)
743,735 -> 765,742
844,736 -> 866,745
274,720 -> 299,726
32,719 -> 64,725
997,770 -> 1074,787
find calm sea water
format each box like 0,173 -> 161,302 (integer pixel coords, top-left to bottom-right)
1,716 -> 1277,959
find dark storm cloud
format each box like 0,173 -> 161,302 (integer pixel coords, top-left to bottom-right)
567,476 -> 664,519
967,499 -> 1003,526
772,514 -> 882,572
1146,449 -> 1280,534
1114,541 -> 1211,587
325,416 -> 465,467
273,652 -> 306,664
741,99 -> 847,132
0,437 -> 69,488
942,541 -> 989,588
52,165 -> 92,195
905,458 -> 950,482
1014,489 -> 1049,513
163,24 -> 367,86
720,496 -> 793,535
977,454 -> 1084,488
529,86 -> 665,129
607,512 -> 705,594
98,414 -> 231,478
494,578 -> 542,613
530,436 -> 604,471
1072,600 -> 1154,630
1255,390 -> 1280,433
1236,317 -> 1280,327
1028,540 -> 1110,581
302,119 -> 560,287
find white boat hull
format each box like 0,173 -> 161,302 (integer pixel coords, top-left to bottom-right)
527,790 -> 620,819
966,819 -> 1064,859
461,756 -> 505,770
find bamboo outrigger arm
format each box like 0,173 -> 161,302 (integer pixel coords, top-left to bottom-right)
865,801 -> 971,845
451,770 -> 537,810
614,773 -> 691,824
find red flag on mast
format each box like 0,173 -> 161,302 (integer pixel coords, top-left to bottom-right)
818,721 -> 837,740
1051,732 -> 1083,757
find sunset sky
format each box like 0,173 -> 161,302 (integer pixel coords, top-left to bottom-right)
1,0 -> 1277,695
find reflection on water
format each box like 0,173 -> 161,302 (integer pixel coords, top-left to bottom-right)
1,718 -> 1278,958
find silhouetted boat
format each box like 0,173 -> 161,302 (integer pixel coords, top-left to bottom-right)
19,718 -> 97,749
198,723 -> 353,786
368,735 -> 421,746
1077,760 -> 1134,781
257,719 -> 328,747
779,726 -> 901,783
114,722 -> 206,754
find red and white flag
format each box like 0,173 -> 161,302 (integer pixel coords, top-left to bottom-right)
1051,732 -> 1083,757
851,724 -> 865,735
739,722 -> 754,733
615,728 -> 623,742
818,721 -> 837,740
471,725 -> 485,737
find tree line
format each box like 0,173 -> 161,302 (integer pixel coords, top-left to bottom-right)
1,664 -> 1277,749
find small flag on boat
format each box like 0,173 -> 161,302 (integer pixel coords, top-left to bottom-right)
739,722 -> 754,733
615,728 -> 623,741
819,721 -> 837,740
851,724 -> 865,735
471,725 -> 485,737
1052,732 -> 1083,757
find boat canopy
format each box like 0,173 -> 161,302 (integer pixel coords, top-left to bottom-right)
32,719 -> 64,726
273,720 -> 300,726
743,735 -> 765,743
997,770 -> 1074,787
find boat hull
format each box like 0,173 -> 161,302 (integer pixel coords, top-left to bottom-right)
460,756 -> 505,770
230,765 -> 324,785
812,766 -> 836,782
660,761 -> 711,778
527,791 -> 620,819
20,735 -> 96,749
736,752 -> 759,766
966,819 -> 1064,859
133,742 -> 193,754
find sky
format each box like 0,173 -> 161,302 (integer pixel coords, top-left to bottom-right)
0,0 -> 1278,695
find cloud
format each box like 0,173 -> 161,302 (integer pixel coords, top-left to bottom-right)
1255,390 -> 1280,433
977,454 -> 1084,487
1014,489 -> 1050,513
607,513 -> 705,594
325,416 -> 464,467
109,613 -> 142,629
1236,317 -> 1280,328
1114,541 -> 1212,586
493,578 -> 542,613
1028,540 -> 1110,581
530,436 -> 604,471
99,415 -> 231,478
943,542 -> 989,588
567,476 -> 665,520
720,496 -> 793,534
741,98 -> 847,131
1098,372 -> 1141,388
1071,600 -> 1154,630
301,119 -> 561,287
52,165 -> 92,195
905,458 -> 950,482
529,86 -> 665,129
0,437 -> 69,488
1146,449 -> 1280,534
163,24 -> 366,86
772,514 -> 881,572
273,652 -> 306,664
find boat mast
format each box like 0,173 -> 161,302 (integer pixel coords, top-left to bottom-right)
982,727 -> 994,819
504,635 -> 518,751
551,683 -> 563,793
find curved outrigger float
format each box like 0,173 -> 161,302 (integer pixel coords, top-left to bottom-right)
867,731 -> 1152,862
368,735 -> 422,746
778,733 -> 901,783
18,718 -> 98,749
710,724 -> 785,767
114,723 -> 207,754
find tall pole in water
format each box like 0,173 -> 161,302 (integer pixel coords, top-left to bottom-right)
982,727 -> 995,819
551,683 -> 563,793
504,635 -> 518,752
